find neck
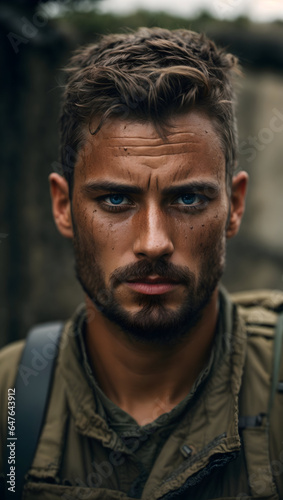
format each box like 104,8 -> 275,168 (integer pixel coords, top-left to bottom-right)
85,289 -> 219,426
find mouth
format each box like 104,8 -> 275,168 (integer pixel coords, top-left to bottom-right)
125,275 -> 180,295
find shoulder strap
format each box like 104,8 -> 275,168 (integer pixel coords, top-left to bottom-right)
6,322 -> 63,500
268,312 -> 283,416
239,311 -> 283,499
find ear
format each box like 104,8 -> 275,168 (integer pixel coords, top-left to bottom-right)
49,173 -> 74,239
226,171 -> 249,239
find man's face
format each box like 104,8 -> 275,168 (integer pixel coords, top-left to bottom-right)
71,111 -> 230,344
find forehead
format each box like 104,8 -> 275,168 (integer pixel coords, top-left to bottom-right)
74,111 -> 226,187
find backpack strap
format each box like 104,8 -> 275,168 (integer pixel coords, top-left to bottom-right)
6,322 -> 63,499
238,311 -> 283,499
268,312 -> 283,416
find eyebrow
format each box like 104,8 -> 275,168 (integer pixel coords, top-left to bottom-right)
83,181 -> 143,195
162,181 -> 220,197
82,180 -> 220,197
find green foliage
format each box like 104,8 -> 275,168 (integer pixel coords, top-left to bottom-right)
53,8 -> 252,44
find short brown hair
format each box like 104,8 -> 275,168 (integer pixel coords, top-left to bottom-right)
59,27 -> 240,194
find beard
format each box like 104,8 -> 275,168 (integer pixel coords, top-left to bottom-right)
72,226 -> 226,345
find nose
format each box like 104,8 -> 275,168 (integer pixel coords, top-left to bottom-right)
132,204 -> 174,260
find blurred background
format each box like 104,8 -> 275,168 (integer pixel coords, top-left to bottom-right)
1,0 -> 283,347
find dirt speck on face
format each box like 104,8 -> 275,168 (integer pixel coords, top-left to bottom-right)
190,226 -> 194,230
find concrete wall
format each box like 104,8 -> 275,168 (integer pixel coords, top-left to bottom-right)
223,70 -> 283,292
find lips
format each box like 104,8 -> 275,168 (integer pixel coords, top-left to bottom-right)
126,275 -> 180,295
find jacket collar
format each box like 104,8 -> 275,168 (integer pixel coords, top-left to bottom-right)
58,288 -> 247,497
143,289 -> 247,499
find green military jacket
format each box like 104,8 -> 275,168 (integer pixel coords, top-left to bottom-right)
1,288 -> 283,499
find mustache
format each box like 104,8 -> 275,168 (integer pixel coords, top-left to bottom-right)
110,260 -> 195,288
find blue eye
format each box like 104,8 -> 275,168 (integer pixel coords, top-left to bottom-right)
108,194 -> 126,205
174,193 -> 207,210
100,193 -> 132,212
181,194 -> 198,205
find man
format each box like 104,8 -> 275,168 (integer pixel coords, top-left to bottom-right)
1,27 -> 283,499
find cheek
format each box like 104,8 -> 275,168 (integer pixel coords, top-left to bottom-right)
91,218 -> 133,277
200,223 -> 226,252
199,217 -> 227,254
73,205 -> 108,260
179,215 -> 227,259
73,196 -> 133,261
